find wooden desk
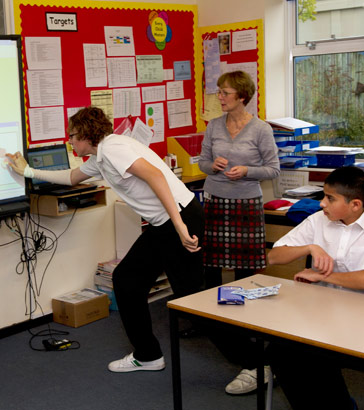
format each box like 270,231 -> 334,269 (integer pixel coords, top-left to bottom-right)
167,274 -> 364,410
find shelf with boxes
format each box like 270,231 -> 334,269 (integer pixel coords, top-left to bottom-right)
267,117 -> 320,169
30,186 -> 108,217
276,140 -> 319,168
268,118 -> 364,170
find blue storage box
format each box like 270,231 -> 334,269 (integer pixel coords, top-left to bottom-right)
280,155 -> 317,169
276,140 -> 319,153
301,140 -> 320,150
96,285 -> 118,311
316,154 -> 355,168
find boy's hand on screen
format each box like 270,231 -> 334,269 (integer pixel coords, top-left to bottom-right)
5,152 -> 28,176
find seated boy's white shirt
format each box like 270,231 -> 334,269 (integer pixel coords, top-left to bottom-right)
273,210 -> 364,291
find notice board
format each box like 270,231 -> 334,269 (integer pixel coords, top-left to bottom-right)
196,20 -> 265,128
13,0 -> 199,158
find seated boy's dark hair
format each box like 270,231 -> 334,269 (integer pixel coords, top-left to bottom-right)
325,166 -> 364,203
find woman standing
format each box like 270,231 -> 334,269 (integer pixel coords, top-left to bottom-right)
198,71 -> 280,395
199,71 -> 280,288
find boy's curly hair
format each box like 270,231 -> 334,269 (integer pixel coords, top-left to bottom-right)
67,106 -> 113,146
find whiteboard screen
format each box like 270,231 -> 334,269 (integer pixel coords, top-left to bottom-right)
0,35 -> 28,210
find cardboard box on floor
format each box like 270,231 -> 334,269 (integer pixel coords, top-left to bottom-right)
52,288 -> 109,328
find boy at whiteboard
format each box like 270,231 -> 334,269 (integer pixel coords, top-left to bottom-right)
7,106 -> 204,374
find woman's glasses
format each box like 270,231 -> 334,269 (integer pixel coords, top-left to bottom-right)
215,89 -> 237,97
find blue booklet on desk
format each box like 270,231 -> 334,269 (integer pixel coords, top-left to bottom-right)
217,286 -> 245,305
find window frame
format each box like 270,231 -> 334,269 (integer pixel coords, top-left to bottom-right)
286,1 -> 364,119
0,0 -> 5,35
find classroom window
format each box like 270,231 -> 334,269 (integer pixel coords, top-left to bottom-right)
289,0 -> 364,146
294,52 -> 364,145
296,0 -> 364,44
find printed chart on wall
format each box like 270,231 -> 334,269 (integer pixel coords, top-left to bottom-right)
13,0 -> 199,158
197,20 -> 265,124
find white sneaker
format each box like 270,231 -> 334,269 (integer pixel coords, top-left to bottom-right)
225,366 -> 270,395
108,352 -> 166,373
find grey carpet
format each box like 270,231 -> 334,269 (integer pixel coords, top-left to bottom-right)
0,298 -> 362,410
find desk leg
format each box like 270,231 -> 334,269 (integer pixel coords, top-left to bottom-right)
169,309 -> 182,410
256,337 -> 265,410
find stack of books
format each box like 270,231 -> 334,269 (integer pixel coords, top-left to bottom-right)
94,258 -> 121,310
95,258 -> 120,287
172,167 -> 183,179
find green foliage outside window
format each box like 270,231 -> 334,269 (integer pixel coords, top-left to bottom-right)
295,52 -> 364,147
298,0 -> 317,23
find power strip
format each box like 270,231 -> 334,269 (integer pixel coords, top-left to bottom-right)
42,339 -> 72,351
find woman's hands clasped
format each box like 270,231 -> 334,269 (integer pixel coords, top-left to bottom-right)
212,157 -> 247,180
224,165 -> 248,180
212,156 -> 229,173
212,157 -> 248,181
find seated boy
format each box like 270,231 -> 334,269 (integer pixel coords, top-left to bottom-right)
266,166 -> 364,410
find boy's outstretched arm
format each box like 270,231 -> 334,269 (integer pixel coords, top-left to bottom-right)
268,244 -> 334,277
6,151 -> 89,185
295,269 -> 364,290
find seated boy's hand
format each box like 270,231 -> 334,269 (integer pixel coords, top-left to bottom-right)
294,268 -> 326,284
309,244 -> 334,277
